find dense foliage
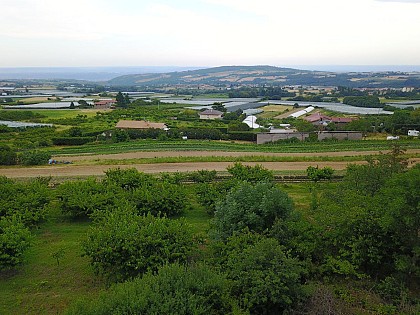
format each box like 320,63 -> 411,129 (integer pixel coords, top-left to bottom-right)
0,176 -> 51,226
67,264 -> 235,315
343,96 -> 381,108
210,232 -> 305,314
0,216 -> 32,270
82,208 -> 196,282
0,144 -> 17,165
211,181 -> 293,240
227,162 -> 274,183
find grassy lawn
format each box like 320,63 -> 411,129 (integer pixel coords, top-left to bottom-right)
0,218 -> 104,315
30,109 -> 98,121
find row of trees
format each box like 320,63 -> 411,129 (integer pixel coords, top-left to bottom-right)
2,154 -> 419,313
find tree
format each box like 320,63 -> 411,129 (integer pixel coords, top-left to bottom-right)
18,150 -> 51,166
69,101 -> 75,109
378,165 -> 420,280
211,181 -> 293,240
306,166 -> 334,182
82,208 -> 196,282
0,216 -> 32,270
124,93 -> 130,106
112,128 -> 129,142
57,178 -> 123,218
78,100 -> 92,109
343,145 -> 407,196
0,144 -> 17,165
209,232 -> 304,314
116,92 -> 128,108
211,102 -> 226,112
0,177 -> 51,226
227,162 -> 273,183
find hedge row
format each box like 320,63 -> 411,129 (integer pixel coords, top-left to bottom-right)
52,137 -> 95,145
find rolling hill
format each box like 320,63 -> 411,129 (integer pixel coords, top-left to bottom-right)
107,65 -> 420,88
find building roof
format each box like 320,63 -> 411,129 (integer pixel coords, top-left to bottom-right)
304,113 -> 331,123
200,109 -> 223,116
95,100 -> 116,106
116,120 -> 167,130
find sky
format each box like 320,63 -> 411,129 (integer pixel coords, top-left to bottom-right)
1,0 -> 420,68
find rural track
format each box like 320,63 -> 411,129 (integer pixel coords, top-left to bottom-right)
0,161 -> 379,179
1,150 -> 419,179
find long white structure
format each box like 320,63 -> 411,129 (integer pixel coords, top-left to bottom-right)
289,106 -> 315,118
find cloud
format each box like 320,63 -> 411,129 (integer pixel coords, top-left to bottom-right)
1,0 -> 420,66
375,0 -> 420,3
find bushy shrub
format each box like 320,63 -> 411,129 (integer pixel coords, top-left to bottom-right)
209,232 -> 305,314
227,162 -> 273,183
227,132 -> 256,141
129,182 -> 187,217
104,168 -> 155,190
0,176 -> 51,226
211,181 -> 293,240
67,264 -> 235,315
188,169 -> 217,183
82,209 -> 196,282
18,150 -> 51,165
0,144 -> 17,165
112,129 -> 129,142
56,178 -> 122,218
0,216 -> 32,270
52,137 -> 95,145
306,166 -> 334,182
196,180 -> 238,215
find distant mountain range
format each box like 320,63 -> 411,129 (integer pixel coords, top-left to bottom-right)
0,66 -> 202,81
1,65 -> 419,88
107,65 -> 420,88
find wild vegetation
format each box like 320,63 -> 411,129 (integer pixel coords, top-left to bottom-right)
1,78 -> 420,313
1,151 -> 419,314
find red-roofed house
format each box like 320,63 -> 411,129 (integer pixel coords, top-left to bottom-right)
94,100 -> 116,109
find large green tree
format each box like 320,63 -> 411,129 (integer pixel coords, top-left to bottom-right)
211,181 -> 293,240
82,207 -> 196,282
209,232 -> 305,314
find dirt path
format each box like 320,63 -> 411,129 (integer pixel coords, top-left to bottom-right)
53,149 -> 420,162
2,149 -> 418,179
0,161 -> 365,178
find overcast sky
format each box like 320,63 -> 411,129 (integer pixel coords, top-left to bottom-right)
1,0 -> 420,67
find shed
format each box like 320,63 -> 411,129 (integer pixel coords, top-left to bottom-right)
199,109 -> 223,120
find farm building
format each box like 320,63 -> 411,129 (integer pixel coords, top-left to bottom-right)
199,109 -> 223,120
116,120 -> 168,130
257,132 -> 310,144
257,131 -> 363,144
304,113 -> 355,126
289,106 -> 315,118
94,100 -> 116,109
317,131 -> 362,141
